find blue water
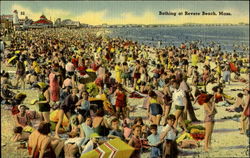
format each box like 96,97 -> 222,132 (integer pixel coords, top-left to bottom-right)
108,26 -> 249,53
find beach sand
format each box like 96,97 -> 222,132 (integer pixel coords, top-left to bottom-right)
1,31 -> 249,157
1,62 -> 249,158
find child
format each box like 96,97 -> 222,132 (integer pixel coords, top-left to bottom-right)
108,118 -> 124,140
226,93 -> 244,112
114,84 -> 127,119
160,114 -> 178,158
76,91 -> 90,121
128,125 -> 142,158
122,119 -> 132,141
13,126 -> 31,142
81,133 -> 101,156
68,115 -> 81,138
147,124 -> 162,158
141,125 -> 150,152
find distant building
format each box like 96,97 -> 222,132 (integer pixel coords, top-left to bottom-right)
32,15 -> 53,27
55,18 -> 62,27
0,19 -> 13,29
1,15 -> 13,21
102,23 -> 108,27
61,19 -> 80,28
12,10 -> 21,30
0,15 -> 13,29
13,10 -> 19,24
22,16 -> 33,29
80,23 -> 89,28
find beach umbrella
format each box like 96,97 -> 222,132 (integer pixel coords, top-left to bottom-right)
81,138 -> 134,158
7,56 -> 18,64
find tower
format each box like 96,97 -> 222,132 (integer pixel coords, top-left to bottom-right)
13,10 -> 19,24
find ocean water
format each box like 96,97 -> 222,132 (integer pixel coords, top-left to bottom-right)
108,26 -> 249,53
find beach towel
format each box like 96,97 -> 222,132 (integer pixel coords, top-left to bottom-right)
81,138 -> 134,158
240,68 -> 248,73
176,132 -> 193,143
23,126 -> 35,133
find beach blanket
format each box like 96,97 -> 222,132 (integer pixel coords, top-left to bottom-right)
81,138 -> 134,158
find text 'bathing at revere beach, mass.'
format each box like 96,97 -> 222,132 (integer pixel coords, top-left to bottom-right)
159,11 -> 232,16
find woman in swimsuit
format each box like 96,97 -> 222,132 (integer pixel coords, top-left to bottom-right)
92,109 -> 110,137
202,65 -> 210,85
140,64 -> 147,83
28,122 -> 64,158
147,91 -> 163,125
121,62 -> 130,87
152,64 -> 161,88
162,78 -> 173,123
34,82 -> 51,123
14,104 -> 39,133
114,84 -> 127,119
115,62 -> 122,84
133,60 -> 141,89
200,94 -> 217,152
15,57 -> 26,89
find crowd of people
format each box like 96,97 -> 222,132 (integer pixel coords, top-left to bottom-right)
0,28 -> 249,158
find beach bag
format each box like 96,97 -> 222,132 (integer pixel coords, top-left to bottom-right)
244,106 -> 250,117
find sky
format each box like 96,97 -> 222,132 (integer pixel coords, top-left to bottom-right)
1,1 -> 249,25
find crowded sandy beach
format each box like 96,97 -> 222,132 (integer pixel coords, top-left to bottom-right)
0,27 -> 249,158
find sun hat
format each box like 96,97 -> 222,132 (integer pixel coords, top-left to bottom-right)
18,104 -> 29,111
